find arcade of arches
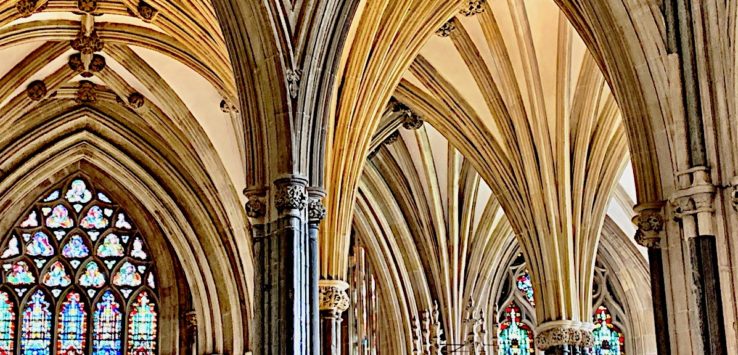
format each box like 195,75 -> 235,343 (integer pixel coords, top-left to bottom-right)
0,0 -> 735,354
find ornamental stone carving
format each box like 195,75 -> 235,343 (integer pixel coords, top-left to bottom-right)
435,20 -> 456,37
137,1 -> 158,21
731,177 -> 738,212
383,130 -> 400,145
71,30 -> 104,54
89,54 -> 106,72
632,209 -> 664,249
75,81 -> 97,104
308,197 -> 327,222
68,54 -> 84,72
535,326 -> 594,350
244,198 -> 266,218
460,0 -> 485,16
16,0 -> 39,17
77,0 -> 97,13
26,80 -> 47,101
128,92 -> 145,109
275,182 -> 308,211
219,99 -> 239,113
319,281 -> 350,314
286,69 -> 301,99
391,97 -> 424,130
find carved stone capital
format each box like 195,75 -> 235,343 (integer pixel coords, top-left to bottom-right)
77,0 -> 98,13
219,99 -> 239,113
184,310 -> 197,330
535,323 -> 594,350
137,1 -> 158,22
308,197 -> 327,223
435,20 -> 456,37
383,130 -> 400,145
286,69 -> 301,99
319,280 -> 350,314
26,80 -> 47,101
70,30 -> 104,54
632,207 -> 664,248
274,178 -> 308,211
460,0 -> 485,16
75,81 -> 97,104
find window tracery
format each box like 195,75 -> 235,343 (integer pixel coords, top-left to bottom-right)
0,177 -> 159,354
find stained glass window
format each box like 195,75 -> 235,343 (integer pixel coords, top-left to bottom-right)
593,306 -> 624,355
128,291 -> 158,354
516,271 -> 534,306
57,292 -> 87,354
0,177 -> 160,354
497,304 -> 533,355
0,291 -> 15,353
21,290 -> 52,355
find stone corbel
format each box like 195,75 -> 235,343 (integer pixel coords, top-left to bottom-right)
243,187 -> 267,221
632,203 -> 665,249
535,321 -> 594,351
318,279 -> 350,318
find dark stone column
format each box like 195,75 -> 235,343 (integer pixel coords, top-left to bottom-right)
319,280 -> 350,355
632,205 -> 671,355
690,235 -> 727,355
308,192 -> 327,355
247,177 -> 312,355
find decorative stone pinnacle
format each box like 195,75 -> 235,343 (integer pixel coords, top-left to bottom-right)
75,81 -> 97,104
286,69 -> 301,99
137,1 -> 158,21
77,0 -> 98,13
70,30 -> 104,54
632,209 -> 664,248
308,197 -> 327,222
460,0 -> 485,16
319,280 -> 350,314
26,80 -> 47,101
244,198 -> 266,218
274,180 -> 308,211
435,19 -> 456,37
535,325 -> 594,350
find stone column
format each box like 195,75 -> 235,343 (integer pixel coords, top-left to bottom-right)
320,279 -> 350,355
632,204 -> 671,355
247,176 -> 313,354
184,310 -> 197,355
308,192 -> 327,355
535,322 -> 594,355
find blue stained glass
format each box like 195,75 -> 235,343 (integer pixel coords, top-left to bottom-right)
65,180 -> 92,204
7,261 -> 35,285
96,234 -> 124,258
516,271 -> 535,306
0,291 -> 15,354
57,292 -> 87,354
81,207 -> 109,230
593,306 -> 624,355
127,292 -> 158,354
26,231 -> 54,257
21,290 -> 52,355
62,235 -> 89,259
92,291 -> 122,355
46,205 -> 74,229
79,262 -> 106,289
42,261 -> 71,288
497,304 -> 533,355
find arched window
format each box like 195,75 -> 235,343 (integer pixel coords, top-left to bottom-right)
496,255 -> 536,355
591,262 -> 627,355
497,304 -> 533,355
0,177 -> 159,354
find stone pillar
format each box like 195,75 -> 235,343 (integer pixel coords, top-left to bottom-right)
535,322 -> 594,355
184,310 -> 197,355
320,280 -> 350,355
308,192 -> 327,355
247,176 -> 313,354
632,204 -> 671,355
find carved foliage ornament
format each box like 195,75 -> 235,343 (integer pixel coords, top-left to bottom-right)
128,92 -> 145,109
633,210 -> 664,248
308,198 -> 327,222
275,183 -> 308,211
245,198 -> 266,218
16,0 -> 41,17
77,0 -> 97,13
76,81 -> 97,104
535,327 -> 594,350
26,80 -> 47,101
71,30 -> 104,54
460,0 -> 485,16
391,97 -> 424,130
436,20 -> 456,37
319,284 -> 350,313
